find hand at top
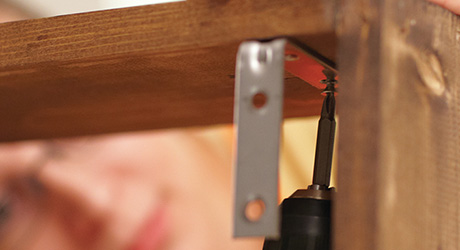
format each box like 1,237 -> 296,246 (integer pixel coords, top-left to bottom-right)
429,0 -> 460,15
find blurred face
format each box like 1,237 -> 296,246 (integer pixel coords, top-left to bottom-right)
0,129 -> 262,250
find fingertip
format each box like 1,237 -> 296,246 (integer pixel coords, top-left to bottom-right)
428,0 -> 447,9
429,0 -> 460,15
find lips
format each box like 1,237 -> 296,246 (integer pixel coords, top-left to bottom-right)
128,205 -> 169,250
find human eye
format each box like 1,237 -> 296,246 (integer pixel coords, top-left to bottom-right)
0,196 -> 10,227
0,176 -> 45,229
0,193 -> 14,245
0,182 -> 44,249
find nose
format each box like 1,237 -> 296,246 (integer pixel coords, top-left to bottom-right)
38,158 -> 114,217
36,159 -> 114,242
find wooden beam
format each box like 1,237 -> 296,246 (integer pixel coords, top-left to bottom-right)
336,0 -> 460,249
0,0 -> 337,141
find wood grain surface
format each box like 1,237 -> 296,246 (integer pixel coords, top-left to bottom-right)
0,0 -> 337,141
336,0 -> 460,249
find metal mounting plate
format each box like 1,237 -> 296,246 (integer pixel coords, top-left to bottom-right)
284,40 -> 337,89
233,39 -> 286,238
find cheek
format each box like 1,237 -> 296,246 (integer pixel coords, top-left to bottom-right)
159,150 -> 233,247
27,213 -> 83,250
55,202 -> 104,248
2,201 -> 81,250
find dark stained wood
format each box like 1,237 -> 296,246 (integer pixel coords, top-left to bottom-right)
0,0 -> 337,141
336,0 -> 460,250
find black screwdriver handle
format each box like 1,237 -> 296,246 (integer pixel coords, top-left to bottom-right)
262,197 -> 331,250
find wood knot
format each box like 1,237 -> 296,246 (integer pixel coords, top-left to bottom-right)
415,52 -> 446,97
37,35 -> 49,41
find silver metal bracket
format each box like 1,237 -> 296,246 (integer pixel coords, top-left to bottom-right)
233,38 -> 337,238
233,39 -> 286,238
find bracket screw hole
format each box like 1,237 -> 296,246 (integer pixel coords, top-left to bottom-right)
258,48 -> 268,64
252,92 -> 267,109
285,53 -> 299,61
245,198 -> 266,222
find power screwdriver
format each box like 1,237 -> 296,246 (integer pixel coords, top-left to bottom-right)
262,69 -> 337,250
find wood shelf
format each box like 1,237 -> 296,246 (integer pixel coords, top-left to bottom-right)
0,0 -> 337,141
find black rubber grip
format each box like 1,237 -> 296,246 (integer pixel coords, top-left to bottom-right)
262,197 -> 331,250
